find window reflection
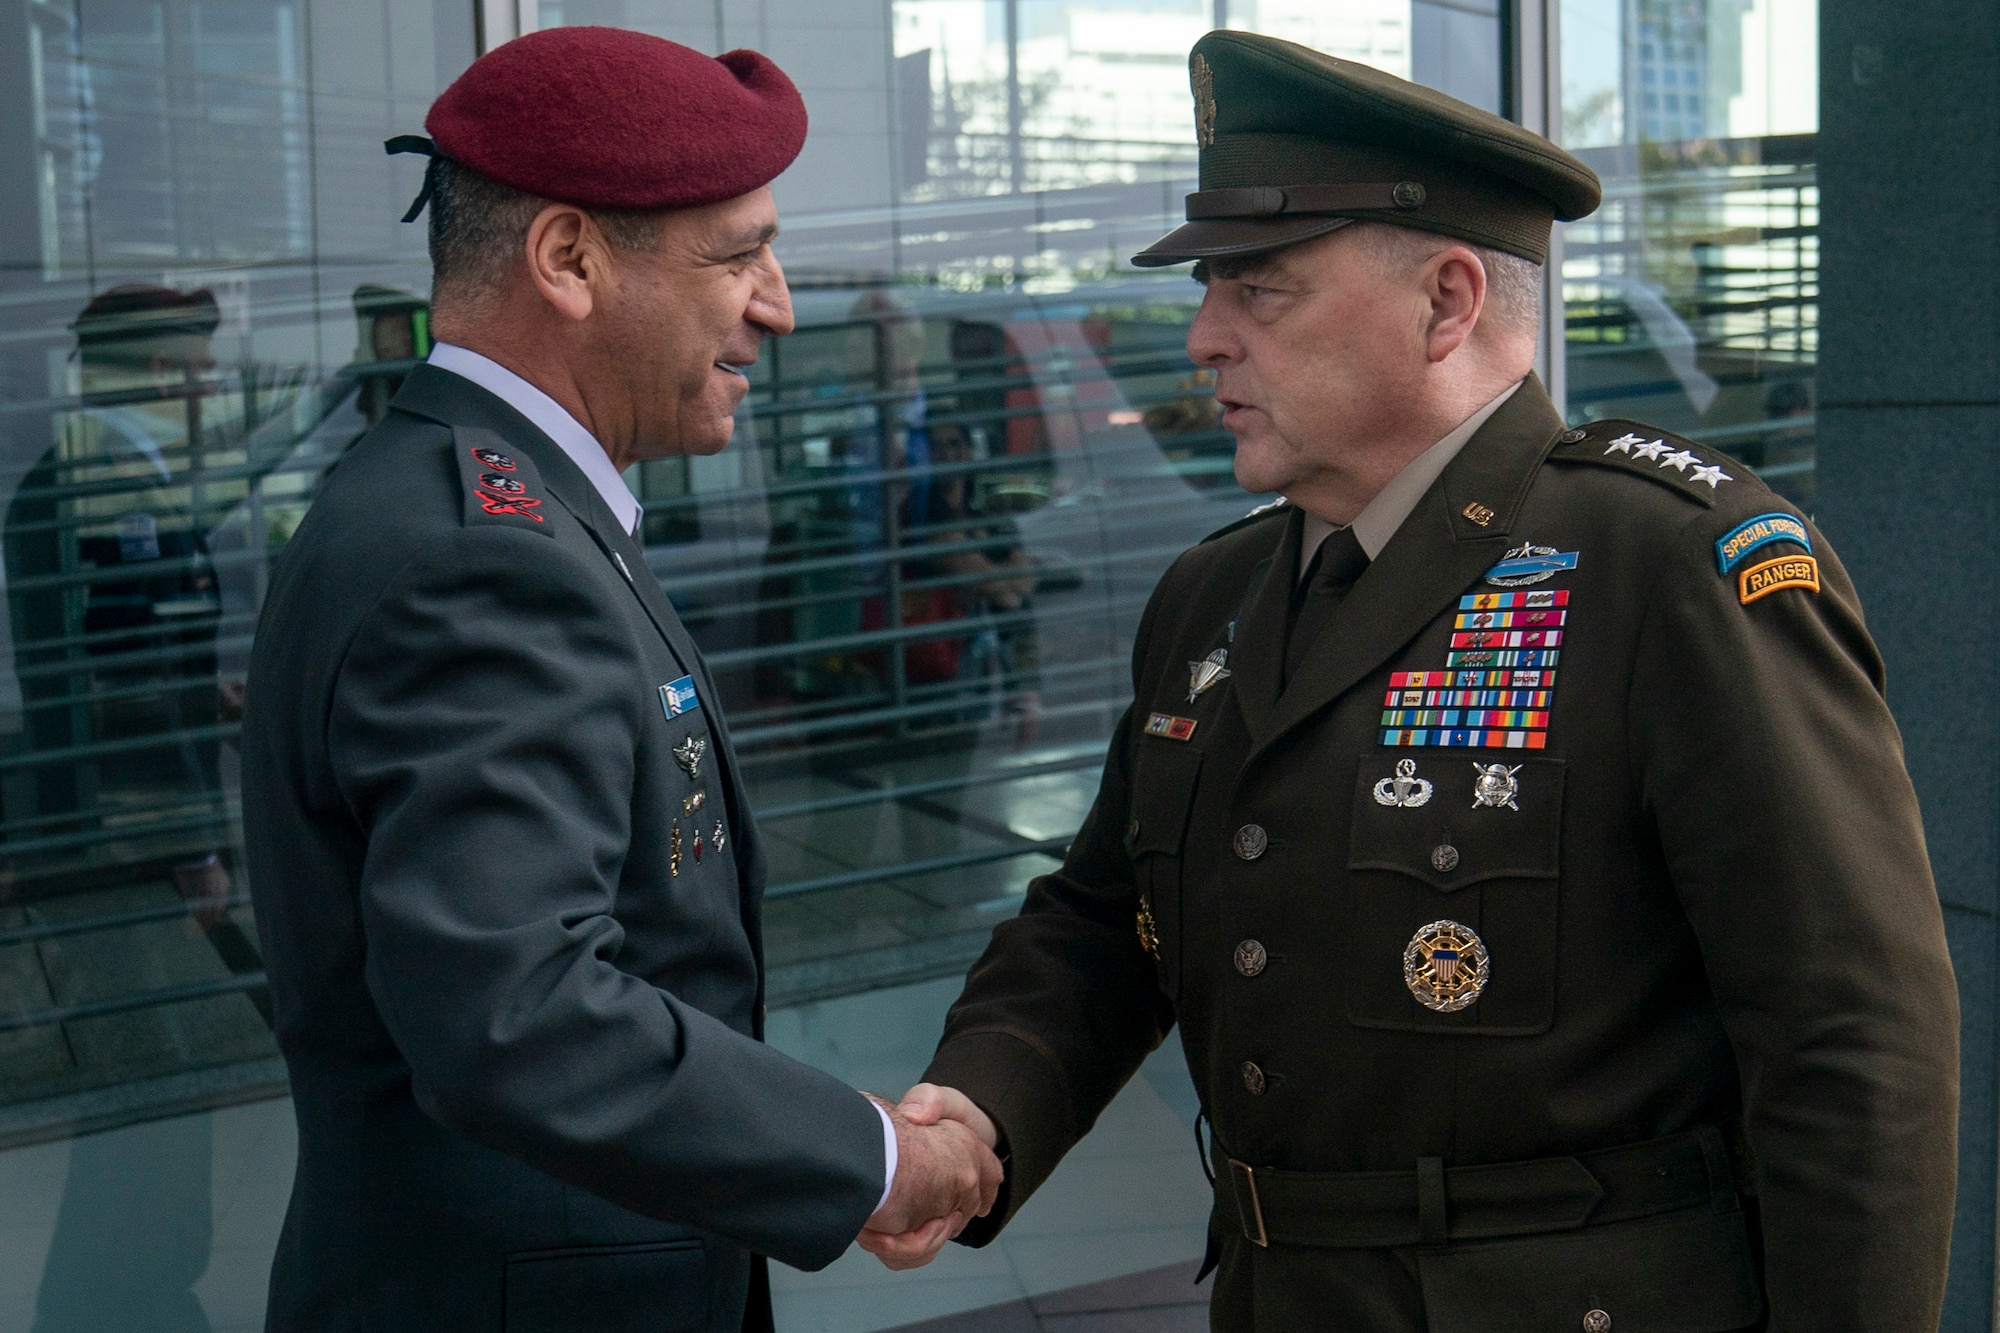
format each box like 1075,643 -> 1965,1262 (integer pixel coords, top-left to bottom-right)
1560,0 -> 1818,507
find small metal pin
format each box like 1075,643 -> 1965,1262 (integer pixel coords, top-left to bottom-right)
612,551 -> 634,583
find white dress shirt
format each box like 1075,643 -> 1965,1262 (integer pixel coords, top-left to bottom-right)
425,341 -> 900,1211
1298,379 -> 1523,579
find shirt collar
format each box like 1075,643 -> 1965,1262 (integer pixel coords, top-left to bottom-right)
1298,379 -> 1523,579
426,341 -> 643,537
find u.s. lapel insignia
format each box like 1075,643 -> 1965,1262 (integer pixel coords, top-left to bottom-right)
1187,647 -> 1231,703
1484,541 -> 1580,587
1372,758 -> 1434,808
673,735 -> 706,780
1404,920 -> 1489,1012
1472,763 -> 1522,810
1191,53 -> 1217,148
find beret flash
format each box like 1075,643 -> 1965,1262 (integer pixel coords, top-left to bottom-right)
398,26 -> 807,214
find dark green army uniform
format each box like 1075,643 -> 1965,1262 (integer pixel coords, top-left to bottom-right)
921,30 -> 1958,1333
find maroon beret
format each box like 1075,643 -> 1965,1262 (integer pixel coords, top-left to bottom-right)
421,26 -> 807,210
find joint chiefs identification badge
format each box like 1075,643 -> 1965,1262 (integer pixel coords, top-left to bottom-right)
1404,920 -> 1490,1012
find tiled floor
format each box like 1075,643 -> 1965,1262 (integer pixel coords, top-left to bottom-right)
0,975 -> 1210,1333
885,1261 -> 1210,1332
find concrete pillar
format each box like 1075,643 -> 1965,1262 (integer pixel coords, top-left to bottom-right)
1815,1 -> 2000,1325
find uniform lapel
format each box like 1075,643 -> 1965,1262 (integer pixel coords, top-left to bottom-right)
1244,378 -> 1567,762
1227,508 -> 1301,740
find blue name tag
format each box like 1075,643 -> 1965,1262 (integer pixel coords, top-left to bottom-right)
1714,511 -> 1811,574
658,676 -> 700,718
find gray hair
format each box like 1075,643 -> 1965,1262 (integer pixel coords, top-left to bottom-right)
1351,222 -> 1544,337
426,157 -> 668,307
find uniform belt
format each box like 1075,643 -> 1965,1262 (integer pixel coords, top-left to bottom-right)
1217,1125 -> 1737,1249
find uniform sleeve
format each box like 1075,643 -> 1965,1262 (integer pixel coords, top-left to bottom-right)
328,526 -> 883,1272
1628,510 -> 1958,1329
922,584 -> 1177,1242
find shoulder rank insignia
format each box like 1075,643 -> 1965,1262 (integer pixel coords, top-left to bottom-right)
1738,554 -> 1819,604
1548,421 -> 1749,507
1200,496 -> 1291,544
455,428 -> 552,532
1716,511 -> 1811,574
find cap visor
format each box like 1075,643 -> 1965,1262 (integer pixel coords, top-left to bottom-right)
1130,216 -> 1356,268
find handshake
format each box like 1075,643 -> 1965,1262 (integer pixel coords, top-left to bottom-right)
858,1084 -> 1005,1271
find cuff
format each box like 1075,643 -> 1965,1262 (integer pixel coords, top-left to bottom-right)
873,1097 -> 898,1214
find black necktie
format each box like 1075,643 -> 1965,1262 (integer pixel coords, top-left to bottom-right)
1283,526 -> 1369,687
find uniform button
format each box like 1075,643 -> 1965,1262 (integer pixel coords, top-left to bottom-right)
1583,1312 -> 1611,1333
1561,427 -> 1589,444
1233,824 -> 1269,860
1234,939 -> 1268,976
1126,817 -> 1141,843
1240,1061 -> 1266,1095
1430,843 -> 1460,873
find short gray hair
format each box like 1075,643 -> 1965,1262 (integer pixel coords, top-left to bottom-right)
426,157 -> 669,306
1352,222 -> 1543,337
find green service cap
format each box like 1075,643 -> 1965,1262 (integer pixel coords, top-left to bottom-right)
1133,30 -> 1601,268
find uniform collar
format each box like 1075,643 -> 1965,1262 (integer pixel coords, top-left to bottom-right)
1298,378 -> 1523,579
426,341 -> 643,537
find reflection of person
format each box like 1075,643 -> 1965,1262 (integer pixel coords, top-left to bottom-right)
241,28 -> 997,1332
877,30 -> 1959,1328
902,423 -> 1041,742
350,283 -> 431,425
4,284 -> 233,926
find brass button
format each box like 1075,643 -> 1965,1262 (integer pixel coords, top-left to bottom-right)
1430,843 -> 1460,873
1240,1061 -> 1266,1095
1234,940 -> 1268,977
1583,1312 -> 1611,1333
1234,824 -> 1269,860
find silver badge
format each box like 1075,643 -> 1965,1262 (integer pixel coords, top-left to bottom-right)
1471,763 -> 1522,810
711,820 -> 727,852
1372,758 -> 1434,809
1404,920 -> 1490,1012
673,735 -> 706,780
1187,648 -> 1231,703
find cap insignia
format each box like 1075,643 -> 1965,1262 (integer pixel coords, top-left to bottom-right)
1192,53 -> 1217,148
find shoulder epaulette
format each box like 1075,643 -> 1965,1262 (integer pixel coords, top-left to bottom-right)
1546,420 -> 1764,508
1201,496 -> 1291,544
453,427 -> 554,534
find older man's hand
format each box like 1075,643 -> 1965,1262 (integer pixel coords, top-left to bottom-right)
857,1085 -> 1003,1270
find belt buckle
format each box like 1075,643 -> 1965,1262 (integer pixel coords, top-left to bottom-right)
1227,1158 -> 1269,1248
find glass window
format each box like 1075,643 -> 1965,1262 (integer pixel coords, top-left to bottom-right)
1560,0 -> 1818,508
0,3 -> 1512,1327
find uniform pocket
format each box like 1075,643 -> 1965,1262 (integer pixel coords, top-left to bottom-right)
1417,1204 -> 1762,1332
1125,743 -> 1203,1001
1342,756 -> 1566,1035
504,1239 -> 709,1333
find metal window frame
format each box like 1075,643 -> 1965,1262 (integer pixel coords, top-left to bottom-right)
1506,0 -> 1567,413
475,0 -> 537,53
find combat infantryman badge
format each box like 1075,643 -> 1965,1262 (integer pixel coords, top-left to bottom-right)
1472,763 -> 1522,809
1404,920 -> 1490,1012
1188,648 -> 1231,703
1373,758 -> 1434,808
1484,541 -> 1579,587
673,735 -> 706,779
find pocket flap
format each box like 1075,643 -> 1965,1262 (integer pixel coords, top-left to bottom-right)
1347,756 -> 1565,890
1126,744 -> 1203,858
